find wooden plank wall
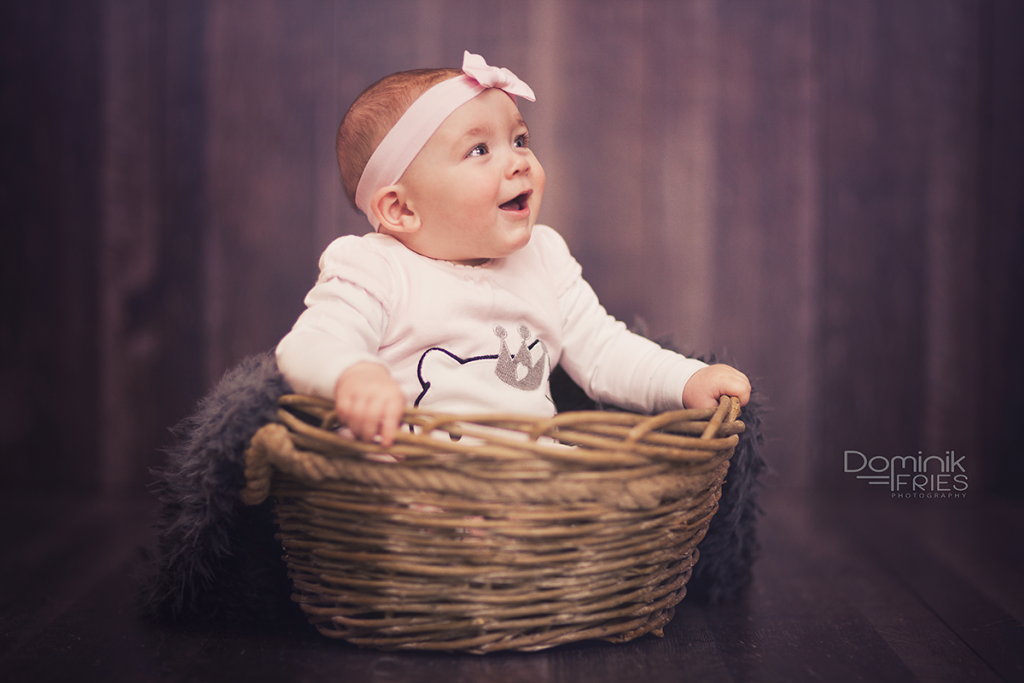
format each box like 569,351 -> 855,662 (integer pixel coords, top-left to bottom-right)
1,0 -> 1021,496
1,1 -> 102,491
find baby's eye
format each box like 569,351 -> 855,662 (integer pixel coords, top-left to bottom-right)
513,133 -> 530,149
467,143 -> 489,158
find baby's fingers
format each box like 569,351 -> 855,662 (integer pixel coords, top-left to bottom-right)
683,364 -> 752,409
376,396 -> 405,448
334,363 -> 407,444
342,397 -> 376,442
722,370 -> 751,406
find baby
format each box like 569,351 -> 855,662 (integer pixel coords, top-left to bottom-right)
276,52 -> 750,447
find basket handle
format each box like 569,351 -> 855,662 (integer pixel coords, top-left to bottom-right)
240,421 -> 345,505
624,395 -> 737,446
700,395 -> 739,440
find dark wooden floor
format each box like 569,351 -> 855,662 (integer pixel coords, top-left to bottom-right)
1,487 -> 1021,683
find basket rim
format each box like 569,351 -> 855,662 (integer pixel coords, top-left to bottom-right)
276,393 -> 743,458
241,394 -> 744,509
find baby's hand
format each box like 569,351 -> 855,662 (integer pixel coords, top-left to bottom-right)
682,364 -> 751,409
334,362 -> 406,447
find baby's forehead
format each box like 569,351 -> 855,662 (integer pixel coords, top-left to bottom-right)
436,89 -> 527,136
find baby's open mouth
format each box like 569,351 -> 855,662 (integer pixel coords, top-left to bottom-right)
499,190 -> 532,211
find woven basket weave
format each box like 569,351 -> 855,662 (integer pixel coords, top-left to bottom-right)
241,394 -> 744,653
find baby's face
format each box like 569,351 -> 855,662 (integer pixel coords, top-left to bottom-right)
396,88 -> 545,264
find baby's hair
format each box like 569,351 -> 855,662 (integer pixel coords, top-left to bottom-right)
337,67 -> 463,209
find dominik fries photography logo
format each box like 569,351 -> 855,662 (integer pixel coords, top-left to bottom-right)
844,450 -> 969,499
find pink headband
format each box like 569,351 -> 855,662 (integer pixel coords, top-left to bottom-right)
355,51 -> 536,230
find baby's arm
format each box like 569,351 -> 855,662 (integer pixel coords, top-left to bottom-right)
277,274 -> 407,445
556,267 -> 749,412
558,278 -> 704,414
682,364 -> 751,409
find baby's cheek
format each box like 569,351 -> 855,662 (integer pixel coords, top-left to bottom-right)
468,193 -> 500,220
531,156 -> 546,194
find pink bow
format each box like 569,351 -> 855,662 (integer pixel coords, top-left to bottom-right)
461,51 -> 536,102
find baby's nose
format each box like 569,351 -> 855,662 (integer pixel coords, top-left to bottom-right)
507,150 -> 530,176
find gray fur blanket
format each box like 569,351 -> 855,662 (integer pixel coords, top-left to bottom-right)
139,351 -> 765,621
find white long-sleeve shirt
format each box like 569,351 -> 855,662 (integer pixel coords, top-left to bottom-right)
276,225 -> 706,416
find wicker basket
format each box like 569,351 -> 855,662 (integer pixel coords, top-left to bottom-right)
241,394 -> 744,653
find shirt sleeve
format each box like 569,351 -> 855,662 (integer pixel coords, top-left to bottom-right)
549,242 -> 708,414
275,237 -> 393,400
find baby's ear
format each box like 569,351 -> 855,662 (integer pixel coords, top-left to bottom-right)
372,185 -> 420,234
